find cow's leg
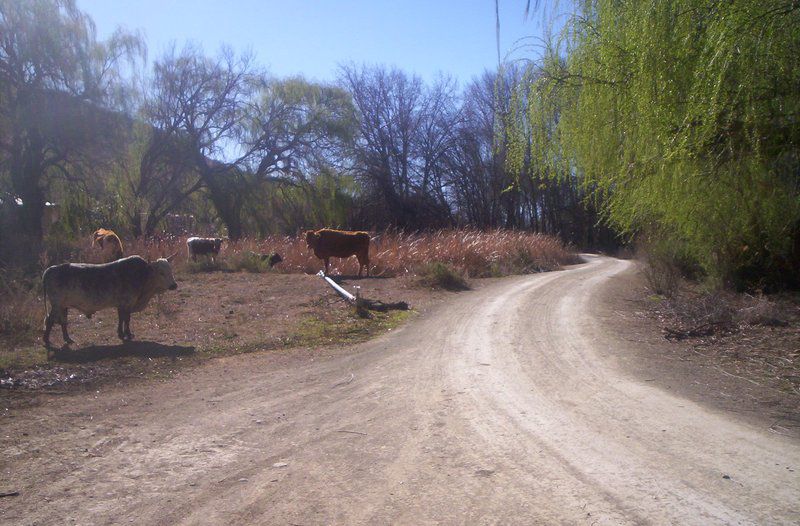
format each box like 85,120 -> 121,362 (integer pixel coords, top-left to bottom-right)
324,258 -> 330,276
60,308 -> 74,345
117,308 -> 127,341
43,309 -> 55,348
123,311 -> 133,340
357,251 -> 369,278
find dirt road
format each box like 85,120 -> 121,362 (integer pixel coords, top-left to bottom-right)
2,255 -> 798,525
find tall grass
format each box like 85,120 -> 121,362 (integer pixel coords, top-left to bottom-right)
2,230 -> 575,348
37,229 -> 577,277
0,271 -> 41,345
367,230 -> 578,278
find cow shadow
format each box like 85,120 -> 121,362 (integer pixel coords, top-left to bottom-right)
49,341 -> 195,363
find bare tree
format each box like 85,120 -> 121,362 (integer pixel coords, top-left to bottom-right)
143,44 -> 258,239
340,64 -> 456,229
140,49 -> 357,239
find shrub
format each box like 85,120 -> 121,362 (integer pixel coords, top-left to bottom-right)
226,251 -> 277,273
638,231 -> 704,297
184,259 -> 222,273
0,271 -> 41,345
417,262 -> 469,291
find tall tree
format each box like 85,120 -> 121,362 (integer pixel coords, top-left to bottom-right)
340,64 -> 456,229
528,0 -> 800,286
0,0 -> 141,245
145,45 -> 258,239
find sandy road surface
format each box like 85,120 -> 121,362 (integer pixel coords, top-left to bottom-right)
2,255 -> 798,525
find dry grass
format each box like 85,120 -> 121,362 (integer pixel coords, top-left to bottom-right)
0,271 -> 41,347
38,229 -> 577,278
645,282 -> 800,401
417,262 -> 469,291
368,230 -> 578,277
1,229 -> 575,360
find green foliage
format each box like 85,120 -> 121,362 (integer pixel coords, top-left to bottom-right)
519,0 -> 800,288
0,0 -> 142,244
225,251 -> 278,273
244,168 -> 357,235
184,259 -> 223,274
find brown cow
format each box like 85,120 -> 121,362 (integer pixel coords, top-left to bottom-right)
92,228 -> 124,262
42,255 -> 178,347
305,229 -> 370,277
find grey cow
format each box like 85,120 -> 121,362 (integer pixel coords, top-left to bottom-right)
187,237 -> 223,263
42,255 -> 178,347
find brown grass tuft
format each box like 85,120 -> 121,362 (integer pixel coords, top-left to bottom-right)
0,272 -> 41,346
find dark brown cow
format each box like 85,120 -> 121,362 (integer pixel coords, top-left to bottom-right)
92,228 -> 124,262
42,255 -> 178,347
305,229 -> 370,277
263,252 -> 283,267
187,237 -> 223,262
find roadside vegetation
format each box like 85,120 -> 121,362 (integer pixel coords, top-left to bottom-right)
512,1 -> 799,292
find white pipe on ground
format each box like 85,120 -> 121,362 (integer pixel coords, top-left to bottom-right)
317,271 -> 356,303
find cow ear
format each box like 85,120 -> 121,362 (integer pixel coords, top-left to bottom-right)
165,251 -> 178,262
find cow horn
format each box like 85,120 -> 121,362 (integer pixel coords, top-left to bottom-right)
165,251 -> 178,262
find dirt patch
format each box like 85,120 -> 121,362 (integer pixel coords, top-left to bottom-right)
0,271 -> 448,394
597,262 -> 800,437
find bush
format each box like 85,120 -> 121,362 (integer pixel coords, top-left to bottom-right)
226,251 -> 278,273
642,257 -> 680,298
638,231 -> 705,297
0,271 -> 41,345
184,258 -> 222,273
417,262 -> 469,291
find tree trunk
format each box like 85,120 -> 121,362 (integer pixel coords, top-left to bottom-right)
203,171 -> 244,240
10,131 -> 46,242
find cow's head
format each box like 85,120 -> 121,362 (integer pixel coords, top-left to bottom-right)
214,238 -> 223,251
151,258 -> 178,291
305,230 -> 319,249
267,252 -> 283,267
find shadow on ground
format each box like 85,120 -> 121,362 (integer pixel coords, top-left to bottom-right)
327,274 -> 390,283
50,341 -> 195,363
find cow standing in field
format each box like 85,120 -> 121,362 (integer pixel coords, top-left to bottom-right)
42,255 -> 178,348
187,237 -> 223,263
92,228 -> 124,262
305,229 -> 371,277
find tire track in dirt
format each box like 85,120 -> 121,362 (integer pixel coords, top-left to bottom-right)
2,255 -> 798,525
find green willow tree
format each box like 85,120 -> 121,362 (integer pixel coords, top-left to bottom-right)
518,0 -> 800,288
0,0 -> 140,251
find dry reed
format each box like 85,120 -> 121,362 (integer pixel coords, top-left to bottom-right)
39,229 -> 577,278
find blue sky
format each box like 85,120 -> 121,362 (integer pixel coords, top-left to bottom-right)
77,0 -> 560,87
